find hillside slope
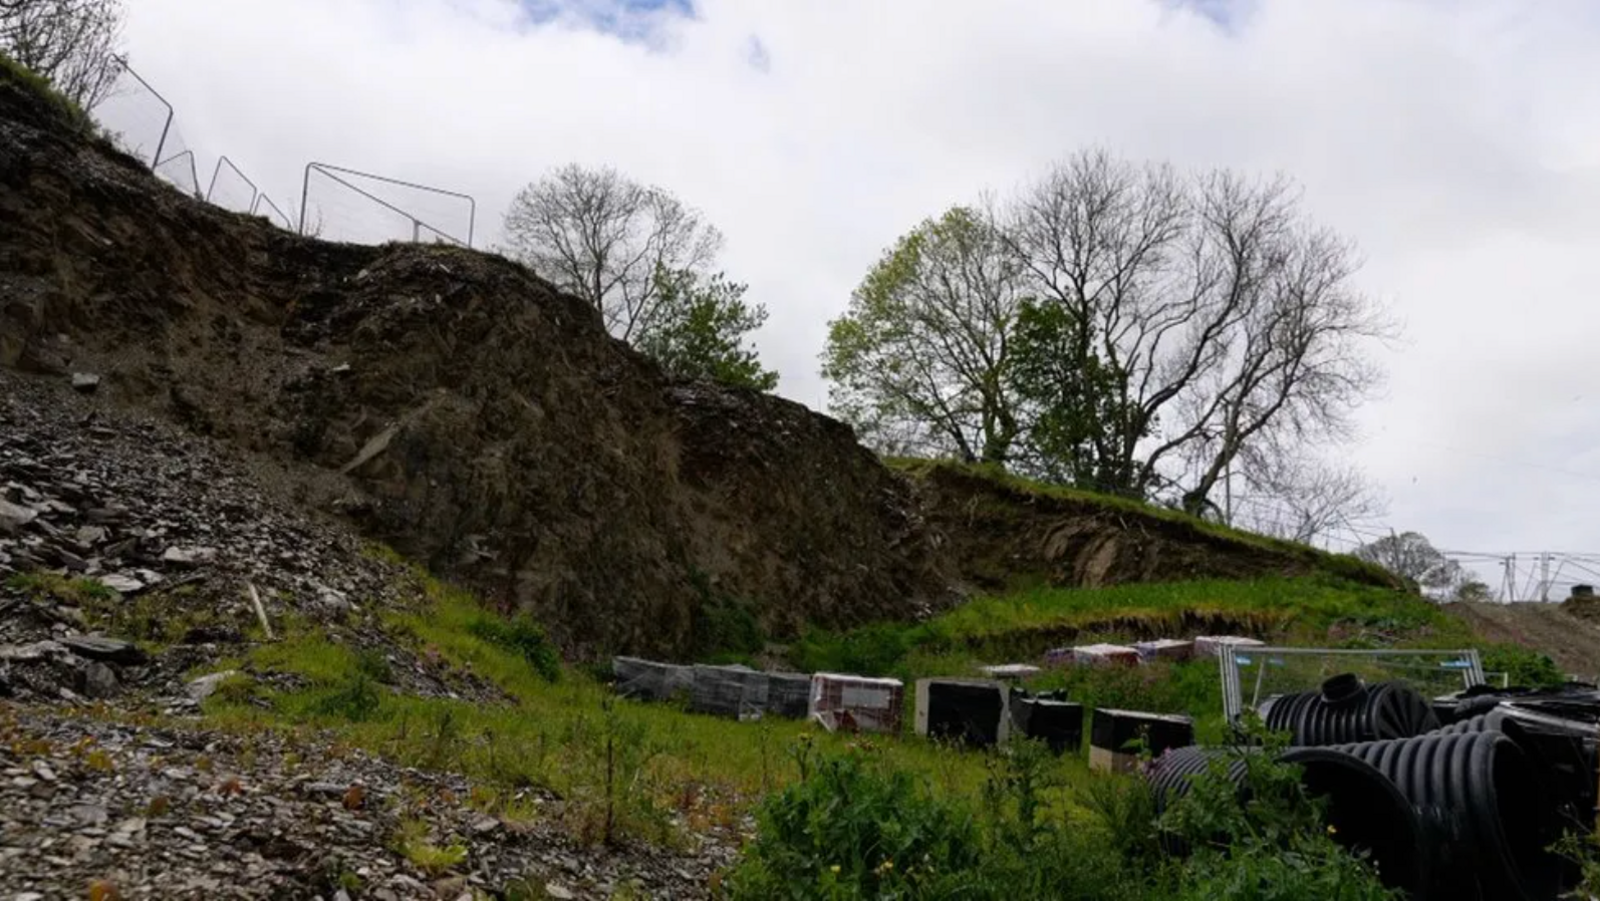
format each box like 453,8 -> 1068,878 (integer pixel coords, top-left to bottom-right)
0,62 -> 1393,660
1446,600 -> 1600,679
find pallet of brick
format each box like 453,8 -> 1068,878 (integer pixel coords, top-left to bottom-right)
1071,643 -> 1141,667
1089,708 -> 1195,774
764,671 -> 813,719
915,678 -> 1011,748
1009,689 -> 1084,755
688,664 -> 770,721
809,673 -> 904,734
1194,636 -> 1265,659
612,656 -> 694,702
1133,639 -> 1195,663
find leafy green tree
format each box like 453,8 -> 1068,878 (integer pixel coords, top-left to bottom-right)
821,205 -> 1027,464
821,149 -> 1394,515
1007,299 -> 1146,492
637,266 -> 778,391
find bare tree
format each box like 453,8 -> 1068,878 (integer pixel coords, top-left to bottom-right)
501,163 -> 722,343
1234,444 -> 1388,545
822,203 -> 1029,464
1004,148 -> 1394,510
0,0 -> 125,109
1355,531 -> 1466,597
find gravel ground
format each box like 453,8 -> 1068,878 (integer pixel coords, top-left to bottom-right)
0,370 -> 740,898
0,705 -> 738,899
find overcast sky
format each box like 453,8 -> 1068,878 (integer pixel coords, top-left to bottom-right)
104,0 -> 1600,589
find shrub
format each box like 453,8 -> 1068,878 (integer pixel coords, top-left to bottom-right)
791,622 -> 921,676
1158,718 -> 1400,901
466,614 -> 560,682
724,740 -> 989,899
306,669 -> 384,722
725,721 -> 1401,900
1481,644 -> 1566,689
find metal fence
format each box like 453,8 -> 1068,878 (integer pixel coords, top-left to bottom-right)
1220,645 -> 1485,723
84,56 -> 475,247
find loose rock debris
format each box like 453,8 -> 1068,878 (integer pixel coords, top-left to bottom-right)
0,707 -> 736,899
0,371 -> 490,707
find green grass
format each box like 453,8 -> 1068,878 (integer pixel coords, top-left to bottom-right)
0,51 -> 95,134
795,575 -> 1467,677
792,574 -> 1525,742
192,563 -> 1559,852
889,458 -> 1399,587
199,571 -> 1021,847
5,571 -> 115,605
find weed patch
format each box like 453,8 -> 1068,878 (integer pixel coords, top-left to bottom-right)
726,720 -> 1398,900
5,571 -> 114,605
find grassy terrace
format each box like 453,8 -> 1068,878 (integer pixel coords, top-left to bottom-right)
889,458 -> 1401,587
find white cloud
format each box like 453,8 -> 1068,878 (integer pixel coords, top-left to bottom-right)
108,0 -> 1600,573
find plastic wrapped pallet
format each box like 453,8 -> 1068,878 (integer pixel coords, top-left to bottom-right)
1133,639 -> 1195,663
977,663 -> 1040,681
612,656 -> 694,702
1071,643 -> 1141,667
915,678 -> 1010,747
1089,708 -> 1194,774
764,671 -> 813,719
809,673 -> 904,734
1194,636 -> 1265,659
1009,689 -> 1084,754
689,664 -> 770,721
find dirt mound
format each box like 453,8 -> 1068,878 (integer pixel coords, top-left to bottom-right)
1448,601 -> 1600,679
1564,594 -> 1600,624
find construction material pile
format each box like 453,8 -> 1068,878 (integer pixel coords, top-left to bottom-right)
1144,673 -> 1600,900
609,658 -> 1131,753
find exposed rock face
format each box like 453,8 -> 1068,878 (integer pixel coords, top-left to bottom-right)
0,65 -> 1393,662
0,66 -> 952,659
904,464 -> 1390,594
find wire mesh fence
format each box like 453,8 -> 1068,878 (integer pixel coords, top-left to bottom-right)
299,163 -> 476,247
1220,645 -> 1485,722
82,56 -> 476,247
206,155 -> 257,215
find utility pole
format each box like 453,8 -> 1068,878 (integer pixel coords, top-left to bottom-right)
1540,553 -> 1551,603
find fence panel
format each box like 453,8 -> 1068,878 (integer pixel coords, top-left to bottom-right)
300,162 -> 476,247
206,156 -> 258,214
84,59 -> 478,246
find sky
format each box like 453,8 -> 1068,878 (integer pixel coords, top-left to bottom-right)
102,0 -> 1600,589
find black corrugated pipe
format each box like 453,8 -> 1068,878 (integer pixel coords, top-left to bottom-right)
1259,675 -> 1440,745
1143,746 -> 1427,898
1334,730 -> 1562,901
1426,708 -> 1590,889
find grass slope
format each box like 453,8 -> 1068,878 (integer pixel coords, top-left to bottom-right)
188,559 -> 1558,853
890,458 -> 1400,588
